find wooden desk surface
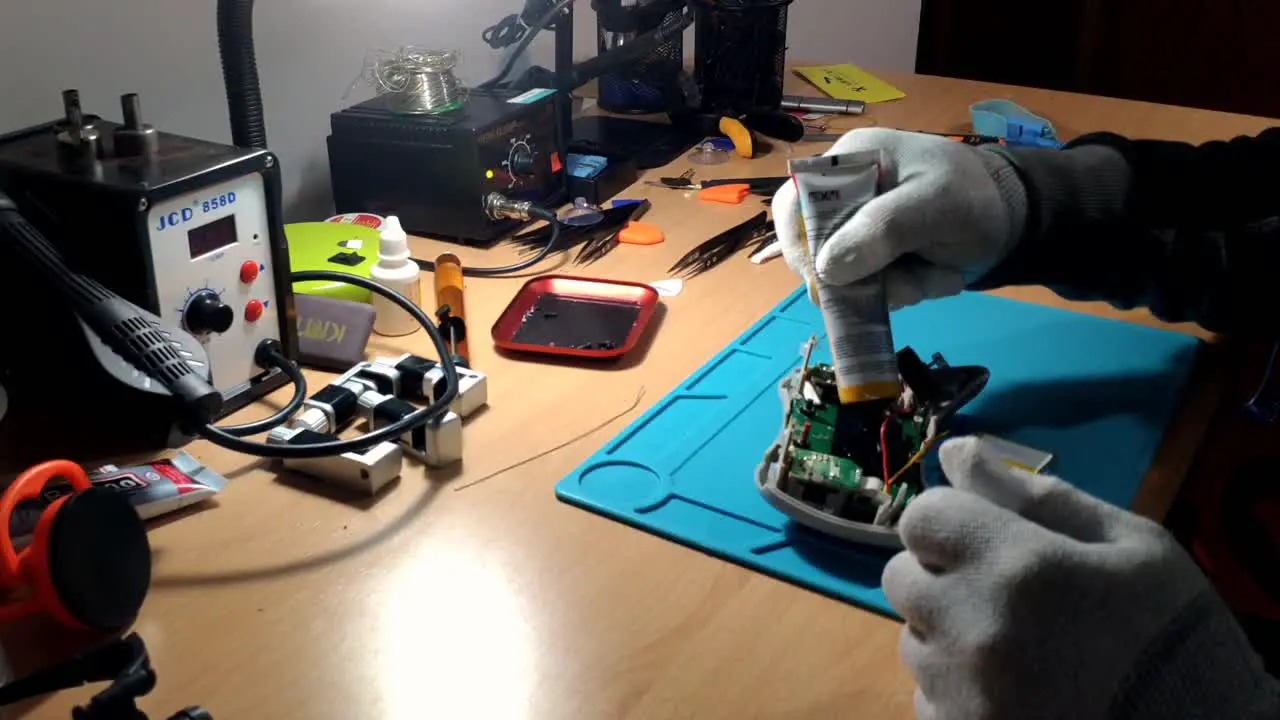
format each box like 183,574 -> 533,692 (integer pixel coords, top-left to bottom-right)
16,72 -> 1277,719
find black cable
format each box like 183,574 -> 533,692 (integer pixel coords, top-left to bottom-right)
482,14 -> 528,49
478,0 -> 573,90
198,272 -> 459,459
414,209 -> 561,277
217,0 -> 268,150
215,343 -> 307,437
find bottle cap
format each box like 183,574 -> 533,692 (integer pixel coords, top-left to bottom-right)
378,215 -> 409,262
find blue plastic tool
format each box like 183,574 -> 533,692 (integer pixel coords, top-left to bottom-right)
971,99 -> 1062,148
566,153 -> 609,179
707,137 -> 737,152
556,289 -> 1200,617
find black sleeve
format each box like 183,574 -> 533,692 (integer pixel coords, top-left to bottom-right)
973,129 -> 1280,335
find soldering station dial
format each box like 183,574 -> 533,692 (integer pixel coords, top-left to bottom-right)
503,136 -> 536,188
181,288 -> 234,336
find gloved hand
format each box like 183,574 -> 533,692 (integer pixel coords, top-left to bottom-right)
884,436 -> 1280,720
772,128 -> 1029,308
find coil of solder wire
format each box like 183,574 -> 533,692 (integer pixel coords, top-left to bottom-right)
365,47 -> 466,114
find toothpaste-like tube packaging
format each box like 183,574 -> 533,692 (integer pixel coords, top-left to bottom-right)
11,452 -> 225,539
789,151 -> 899,404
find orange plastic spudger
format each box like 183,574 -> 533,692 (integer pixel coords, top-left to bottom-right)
618,221 -> 665,246
698,184 -> 751,205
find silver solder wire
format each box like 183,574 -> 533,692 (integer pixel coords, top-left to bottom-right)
367,47 -> 466,114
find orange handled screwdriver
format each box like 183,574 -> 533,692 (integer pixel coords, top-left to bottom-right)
433,253 -> 470,367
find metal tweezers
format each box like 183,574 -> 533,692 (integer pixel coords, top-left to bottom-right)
646,176 -> 790,196
669,212 -> 775,278
576,200 -> 652,265
506,202 -> 643,264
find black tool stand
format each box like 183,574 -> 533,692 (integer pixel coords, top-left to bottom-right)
0,634 -> 209,720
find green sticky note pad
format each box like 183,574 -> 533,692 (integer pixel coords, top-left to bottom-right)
285,222 -> 379,303
508,88 -> 556,104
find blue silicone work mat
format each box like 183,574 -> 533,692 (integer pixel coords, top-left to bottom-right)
555,289 -> 1200,616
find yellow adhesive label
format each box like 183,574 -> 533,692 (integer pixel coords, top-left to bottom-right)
1004,460 -> 1040,473
837,381 -> 901,404
794,64 -> 906,104
976,434 -> 1055,474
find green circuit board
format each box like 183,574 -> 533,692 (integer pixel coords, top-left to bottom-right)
788,398 -> 837,452
780,357 -> 930,524
787,448 -> 864,491
772,338 -> 993,532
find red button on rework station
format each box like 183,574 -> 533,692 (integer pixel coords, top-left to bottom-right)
244,300 -> 264,322
240,260 -> 260,283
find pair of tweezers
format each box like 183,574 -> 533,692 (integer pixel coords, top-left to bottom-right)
506,202 -> 643,262
647,176 -> 789,196
669,212 -> 774,278
576,200 -> 652,265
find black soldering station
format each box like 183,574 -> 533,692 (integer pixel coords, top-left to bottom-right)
0,89 -> 297,469
0,0 -> 532,474
0,0 -> 712,477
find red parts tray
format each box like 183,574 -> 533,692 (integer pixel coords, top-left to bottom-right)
491,275 -> 660,359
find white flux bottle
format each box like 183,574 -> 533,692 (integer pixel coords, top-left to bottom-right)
370,215 -> 422,336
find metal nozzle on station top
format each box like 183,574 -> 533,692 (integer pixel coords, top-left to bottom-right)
55,89 -> 103,163
113,93 -> 159,158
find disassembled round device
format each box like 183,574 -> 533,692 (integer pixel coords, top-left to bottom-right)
756,338 -> 990,549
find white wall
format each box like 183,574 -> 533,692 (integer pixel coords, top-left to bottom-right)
788,0 -> 921,69
0,1 -> 919,219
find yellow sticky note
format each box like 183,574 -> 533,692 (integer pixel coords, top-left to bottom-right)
794,64 -> 906,104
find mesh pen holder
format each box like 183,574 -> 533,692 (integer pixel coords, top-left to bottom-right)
693,0 -> 793,113
596,0 -> 685,114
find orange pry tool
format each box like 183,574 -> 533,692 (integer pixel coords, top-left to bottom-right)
618,221 -> 664,246
698,184 -> 751,205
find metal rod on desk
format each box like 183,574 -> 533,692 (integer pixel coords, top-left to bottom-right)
781,95 -> 866,116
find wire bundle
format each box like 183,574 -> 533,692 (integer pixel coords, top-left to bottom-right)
364,47 -> 465,114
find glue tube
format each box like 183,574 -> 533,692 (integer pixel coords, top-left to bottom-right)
789,151 -> 899,404
10,452 -> 226,540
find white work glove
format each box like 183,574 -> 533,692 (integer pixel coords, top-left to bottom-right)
772,128 -> 1028,308
884,436 -> 1280,720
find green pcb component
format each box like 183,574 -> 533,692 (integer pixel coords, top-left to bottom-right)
788,448 -> 864,491
756,336 -> 992,549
